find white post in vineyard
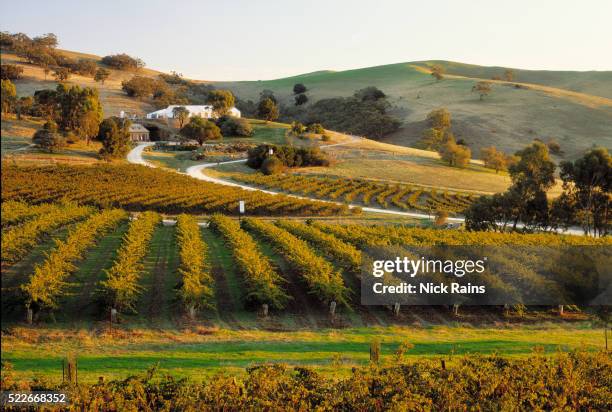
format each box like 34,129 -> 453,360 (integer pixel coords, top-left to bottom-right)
238,200 -> 245,224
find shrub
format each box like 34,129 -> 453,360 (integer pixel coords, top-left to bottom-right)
307,123 -> 325,134
180,116 -> 222,145
32,121 -> 66,153
261,157 -> 284,175
101,53 -> 144,70
247,144 -> 330,170
70,59 -> 98,77
0,64 -> 24,80
217,116 -> 254,137
294,94 -> 308,106
293,83 -> 307,94
121,76 -> 167,99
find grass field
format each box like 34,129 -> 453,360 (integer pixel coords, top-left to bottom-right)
1,324 -> 605,383
1,114 -> 105,164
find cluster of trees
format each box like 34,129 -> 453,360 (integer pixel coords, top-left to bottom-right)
293,83 -> 308,106
466,143 -> 610,236
480,146 -> 516,173
179,116 -> 221,145
290,121 -> 325,136
246,86 -> 399,140
216,115 -> 253,137
121,75 -> 187,108
1,64 -> 23,80
25,84 -> 103,150
98,116 -> 132,158
209,215 -> 290,310
247,144 -> 330,175
0,32 -> 113,83
420,108 -> 471,167
303,87 -> 400,139
257,91 -> 280,122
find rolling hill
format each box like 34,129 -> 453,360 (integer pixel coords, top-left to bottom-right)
3,47 -> 611,162
216,61 -> 612,159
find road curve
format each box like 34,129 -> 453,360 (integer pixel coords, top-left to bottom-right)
126,143 -> 587,234
127,142 -> 156,166
126,142 -> 462,222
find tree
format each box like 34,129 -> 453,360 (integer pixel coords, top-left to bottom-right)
1,64 -> 24,80
430,64 -> 444,81
101,54 -> 144,70
294,94 -> 308,106
472,81 -> 492,100
257,97 -> 279,122
259,89 -> 277,104
54,84 -> 104,137
94,68 -> 110,85
465,192 -> 517,232
305,92 -> 400,139
1,79 -> 16,113
480,146 -> 508,173
72,59 -> 98,77
293,83 -> 307,94
439,138 -> 471,167
32,120 -> 66,152
307,123 -> 324,134
503,69 -> 515,82
217,115 -> 254,137
172,106 -> 190,128
32,33 -> 58,48
206,89 -> 235,116
557,148 -> 610,236
121,76 -> 164,98
16,96 -> 33,119
547,139 -> 562,155
180,116 -> 222,145
78,110 -> 101,145
507,141 -> 556,230
426,108 -> 451,129
291,121 -> 306,135
98,117 -> 131,159
53,67 -> 70,82
354,86 -> 386,101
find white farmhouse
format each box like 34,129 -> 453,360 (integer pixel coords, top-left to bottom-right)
146,105 -> 241,120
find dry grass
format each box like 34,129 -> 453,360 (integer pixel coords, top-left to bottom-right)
1,114 -> 104,164
299,158 -> 511,194
2,53 -> 154,117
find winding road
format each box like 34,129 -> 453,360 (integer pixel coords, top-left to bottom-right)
126,142 -> 586,235
127,141 -> 464,222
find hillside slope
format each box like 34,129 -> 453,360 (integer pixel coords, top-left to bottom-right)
216,61 -> 612,159
4,49 -> 610,160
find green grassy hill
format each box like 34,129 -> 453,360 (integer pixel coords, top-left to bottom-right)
216,61 -> 612,159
